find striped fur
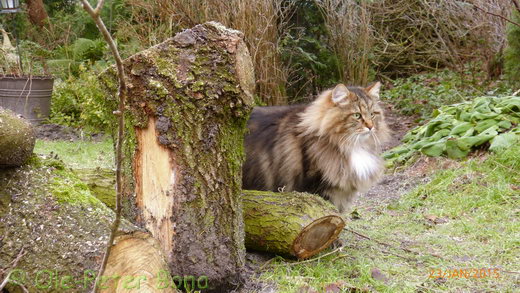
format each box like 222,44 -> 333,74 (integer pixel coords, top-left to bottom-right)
242,83 -> 390,212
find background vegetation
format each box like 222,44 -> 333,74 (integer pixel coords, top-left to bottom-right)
1,0 -> 517,132
15,1 -> 518,291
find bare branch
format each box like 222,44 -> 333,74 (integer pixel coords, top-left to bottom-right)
512,0 -> 520,14
471,2 -> 520,28
80,1 -> 127,292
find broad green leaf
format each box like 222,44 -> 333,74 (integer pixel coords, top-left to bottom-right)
449,122 -> 473,136
497,120 -> 512,130
489,133 -> 519,152
420,141 -> 445,157
474,119 -> 498,133
446,139 -> 470,159
456,135 -> 493,151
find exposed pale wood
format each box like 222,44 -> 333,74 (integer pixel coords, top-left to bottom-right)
101,232 -> 175,293
135,117 -> 175,254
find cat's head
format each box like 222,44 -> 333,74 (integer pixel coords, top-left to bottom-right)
299,82 -> 390,151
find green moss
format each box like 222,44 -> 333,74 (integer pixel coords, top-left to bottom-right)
192,80 -> 205,92
48,169 -> 106,210
149,78 -> 170,98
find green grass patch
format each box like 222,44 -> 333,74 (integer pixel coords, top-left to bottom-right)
34,139 -> 114,169
261,147 -> 520,292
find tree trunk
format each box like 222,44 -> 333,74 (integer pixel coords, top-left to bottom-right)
242,190 -> 345,259
25,0 -> 49,27
100,22 -> 255,291
0,108 -> 35,168
0,157 -> 176,293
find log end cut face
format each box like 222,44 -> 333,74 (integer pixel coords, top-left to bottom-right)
292,215 -> 345,259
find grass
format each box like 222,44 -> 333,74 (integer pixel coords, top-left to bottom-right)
34,139 -> 114,169
261,148 -> 519,292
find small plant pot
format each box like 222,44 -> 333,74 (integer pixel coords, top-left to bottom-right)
0,75 -> 54,124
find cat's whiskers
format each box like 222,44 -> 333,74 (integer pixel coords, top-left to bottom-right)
370,131 -> 382,152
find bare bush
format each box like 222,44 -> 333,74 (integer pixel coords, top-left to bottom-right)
314,0 -> 374,86
314,0 -> 512,83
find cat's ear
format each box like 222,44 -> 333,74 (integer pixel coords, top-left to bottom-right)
365,82 -> 381,99
331,84 -> 350,105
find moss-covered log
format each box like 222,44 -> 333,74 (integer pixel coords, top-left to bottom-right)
242,190 -> 345,259
0,107 -> 35,168
74,168 -> 116,210
0,157 -> 175,293
100,22 -> 255,291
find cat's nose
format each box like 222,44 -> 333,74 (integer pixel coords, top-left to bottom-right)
365,121 -> 373,130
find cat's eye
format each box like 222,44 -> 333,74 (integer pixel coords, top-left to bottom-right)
353,113 -> 361,119
371,112 -> 380,117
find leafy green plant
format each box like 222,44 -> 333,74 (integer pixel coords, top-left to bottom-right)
382,69 -> 512,121
49,66 -> 115,132
384,96 -> 520,165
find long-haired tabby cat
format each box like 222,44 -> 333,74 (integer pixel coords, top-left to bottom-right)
242,82 -> 390,212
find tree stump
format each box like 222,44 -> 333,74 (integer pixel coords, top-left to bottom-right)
100,22 -> 255,290
242,190 -> 345,259
0,157 -> 175,293
0,107 -> 35,168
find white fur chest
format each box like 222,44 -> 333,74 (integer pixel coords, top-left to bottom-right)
350,148 -> 381,181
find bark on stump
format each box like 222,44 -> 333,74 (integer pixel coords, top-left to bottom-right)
242,190 -> 345,259
0,157 -> 175,293
100,22 -> 255,291
0,107 -> 35,168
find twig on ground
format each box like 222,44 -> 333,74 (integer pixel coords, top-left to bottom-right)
512,89 -> 520,96
344,227 -> 447,261
283,246 -> 345,266
259,257 -> 279,270
0,248 -> 26,291
80,1 -> 127,292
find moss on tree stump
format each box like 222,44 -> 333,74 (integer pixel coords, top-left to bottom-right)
100,21 -> 255,291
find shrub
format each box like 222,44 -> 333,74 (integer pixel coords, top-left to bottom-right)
505,11 -> 520,87
49,66 -> 115,132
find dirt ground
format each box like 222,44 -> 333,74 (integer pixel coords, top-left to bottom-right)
35,123 -> 105,141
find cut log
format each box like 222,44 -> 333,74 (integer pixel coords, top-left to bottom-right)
242,190 -> 345,259
68,170 -> 345,260
100,22 -> 255,290
0,157 -> 176,293
74,168 -> 116,210
0,107 -> 35,168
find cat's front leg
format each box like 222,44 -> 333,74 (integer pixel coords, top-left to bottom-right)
323,187 -> 357,213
